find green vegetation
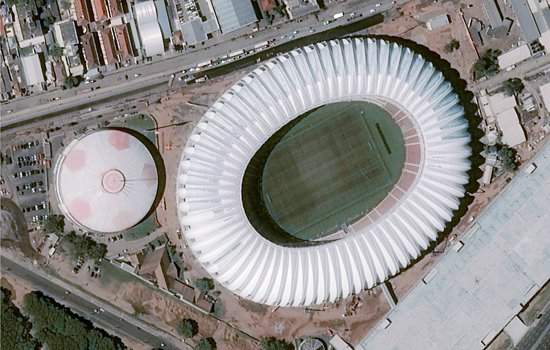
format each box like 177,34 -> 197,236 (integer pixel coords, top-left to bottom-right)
195,337 -> 216,350
444,39 -> 460,53
65,231 -> 107,261
23,291 -> 125,350
473,49 -> 501,80
59,0 -> 72,10
260,337 -> 294,350
195,278 -> 214,293
44,215 -> 65,233
177,318 -> 198,338
0,288 -> 38,350
503,78 -> 525,96
48,44 -> 64,58
498,145 -> 518,171
130,301 -> 148,316
256,101 -> 405,240
212,300 -> 224,318
63,76 -> 82,90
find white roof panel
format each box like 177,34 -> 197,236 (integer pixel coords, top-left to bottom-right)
134,1 -> 164,57
176,38 -> 472,307
496,108 -> 526,146
540,81 -> 550,112
497,44 -> 531,69
20,54 -> 45,86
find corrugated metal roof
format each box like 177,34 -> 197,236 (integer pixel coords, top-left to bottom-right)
510,0 -> 541,41
482,0 -> 504,28
182,19 -> 207,45
211,0 -> 257,33
20,54 -> 45,86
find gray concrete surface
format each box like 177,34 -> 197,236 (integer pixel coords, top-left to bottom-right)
359,140 -> 550,350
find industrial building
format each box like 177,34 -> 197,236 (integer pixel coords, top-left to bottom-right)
176,38 -> 472,307
54,129 -> 159,233
211,0 -> 258,33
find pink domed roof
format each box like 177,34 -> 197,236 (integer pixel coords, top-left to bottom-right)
55,129 -> 159,233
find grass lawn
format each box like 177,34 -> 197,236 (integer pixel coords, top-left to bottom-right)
261,101 -> 404,240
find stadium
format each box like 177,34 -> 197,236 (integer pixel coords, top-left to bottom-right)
176,38 -> 472,307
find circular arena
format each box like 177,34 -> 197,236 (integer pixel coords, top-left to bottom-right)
177,38 -> 472,307
55,129 -> 159,233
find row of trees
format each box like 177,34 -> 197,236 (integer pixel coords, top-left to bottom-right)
1,288 -> 38,350
22,291 -> 125,350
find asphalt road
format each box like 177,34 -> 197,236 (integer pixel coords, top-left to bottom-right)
0,0 -> 396,131
1,255 -> 187,350
471,54 -> 550,92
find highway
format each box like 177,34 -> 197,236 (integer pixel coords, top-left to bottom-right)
1,253 -> 188,350
0,0 -> 396,131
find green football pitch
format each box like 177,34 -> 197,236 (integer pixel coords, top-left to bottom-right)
261,101 -> 405,241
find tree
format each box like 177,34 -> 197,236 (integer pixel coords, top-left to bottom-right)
503,78 -> 525,96
195,278 -> 214,293
1,288 -> 39,350
177,318 -> 198,338
23,291 -> 125,350
44,215 -> 65,233
260,337 -> 294,350
65,231 -> 107,261
48,44 -> 64,58
473,49 -> 501,80
59,0 -> 72,10
444,39 -> 460,53
63,76 -> 81,90
195,337 -> 216,350
498,145 -> 518,171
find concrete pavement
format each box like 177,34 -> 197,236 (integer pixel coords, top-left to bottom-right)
0,251 -> 189,350
359,139 -> 550,350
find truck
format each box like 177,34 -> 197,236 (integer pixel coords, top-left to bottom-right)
229,49 -> 245,58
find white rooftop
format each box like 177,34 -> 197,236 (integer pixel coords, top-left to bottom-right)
540,81 -> 550,112
55,129 -> 159,233
497,44 -> 531,69
488,92 -> 517,115
495,108 -> 526,146
20,54 -> 45,86
134,1 -> 164,57
359,140 -> 550,350
540,30 -> 550,54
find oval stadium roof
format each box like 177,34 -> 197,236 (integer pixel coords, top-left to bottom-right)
55,129 -> 158,233
176,38 -> 472,306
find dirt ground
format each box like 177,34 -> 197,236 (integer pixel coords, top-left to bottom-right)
371,0 -> 480,82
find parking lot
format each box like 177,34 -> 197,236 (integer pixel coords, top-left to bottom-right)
2,139 -> 50,225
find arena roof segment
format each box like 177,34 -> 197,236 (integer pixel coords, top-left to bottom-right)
177,38 -> 472,307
